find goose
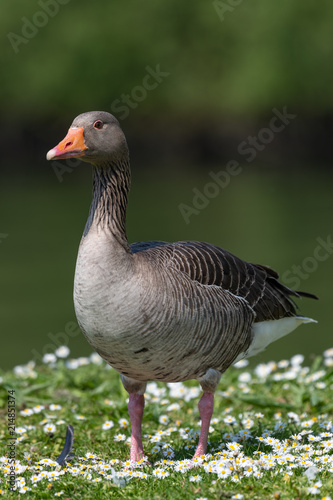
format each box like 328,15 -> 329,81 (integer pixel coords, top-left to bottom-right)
46,111 -> 317,462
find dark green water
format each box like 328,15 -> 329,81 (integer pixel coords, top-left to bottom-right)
1,166 -> 332,371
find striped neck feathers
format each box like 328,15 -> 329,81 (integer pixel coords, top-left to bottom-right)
84,161 -> 131,251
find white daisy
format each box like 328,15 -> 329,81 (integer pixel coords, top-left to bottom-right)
102,420 -> 114,430
43,423 -> 56,433
55,346 -> 70,358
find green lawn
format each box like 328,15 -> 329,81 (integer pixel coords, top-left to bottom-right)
1,346 -> 333,499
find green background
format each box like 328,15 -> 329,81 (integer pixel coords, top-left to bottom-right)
1,0 -> 332,370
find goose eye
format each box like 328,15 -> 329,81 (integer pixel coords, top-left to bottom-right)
93,120 -> 103,130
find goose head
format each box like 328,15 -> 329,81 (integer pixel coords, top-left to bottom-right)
46,111 -> 129,166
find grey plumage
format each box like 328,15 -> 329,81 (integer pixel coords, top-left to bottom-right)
47,111 -> 317,460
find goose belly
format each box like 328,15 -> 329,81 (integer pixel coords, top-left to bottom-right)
74,291 -> 211,382
74,279 -> 244,383
79,327 -> 225,383
73,259 -> 208,381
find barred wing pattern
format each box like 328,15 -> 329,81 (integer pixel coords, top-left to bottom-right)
131,240 -> 316,323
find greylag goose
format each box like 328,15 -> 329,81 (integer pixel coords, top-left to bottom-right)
46,111 -> 317,461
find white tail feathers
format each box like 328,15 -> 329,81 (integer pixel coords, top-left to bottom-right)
234,316 -> 317,362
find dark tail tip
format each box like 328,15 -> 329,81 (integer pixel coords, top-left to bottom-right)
295,290 -> 319,300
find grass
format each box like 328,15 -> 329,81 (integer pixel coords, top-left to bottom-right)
1,348 -> 333,499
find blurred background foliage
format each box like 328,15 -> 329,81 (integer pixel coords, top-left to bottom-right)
2,0 -> 333,118
1,0 -> 332,370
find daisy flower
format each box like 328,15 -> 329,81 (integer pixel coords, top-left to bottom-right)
243,466 -> 256,477
159,415 -> 169,425
150,435 -> 162,443
291,354 -> 304,366
43,423 -> 56,433
227,442 -> 241,453
77,357 -> 90,366
43,353 -> 57,364
217,467 -> 231,479
102,420 -> 114,430
233,359 -> 249,368
20,408 -> 34,417
162,448 -> 175,458
104,399 -> 115,407
118,418 -> 129,428
39,459 -> 55,466
114,434 -> 126,441
254,363 -> 272,378
166,403 -> 180,411
152,468 -> 169,478
224,416 -> 236,425
90,352 -> 103,364
55,346 -> 70,358
49,404 -> 62,411
307,481 -> 322,494
19,486 -> 31,493
189,475 -> 202,482
16,427 -> 27,434
274,422 -> 286,431
66,359 -> 79,369
323,440 -> 333,451
33,405 -> 45,413
238,372 -> 251,383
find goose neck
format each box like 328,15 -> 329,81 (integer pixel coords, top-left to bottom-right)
84,161 -> 131,251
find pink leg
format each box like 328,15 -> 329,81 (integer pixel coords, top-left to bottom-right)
128,394 -> 145,462
193,393 -> 214,457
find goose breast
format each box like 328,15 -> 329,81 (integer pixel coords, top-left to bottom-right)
74,235 -> 254,382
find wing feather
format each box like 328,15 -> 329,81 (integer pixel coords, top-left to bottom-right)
130,240 -> 317,322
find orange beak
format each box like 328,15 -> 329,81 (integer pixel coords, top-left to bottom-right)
46,127 -> 88,161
